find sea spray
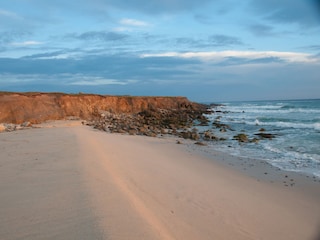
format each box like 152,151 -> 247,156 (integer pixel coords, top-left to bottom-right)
203,99 -> 320,178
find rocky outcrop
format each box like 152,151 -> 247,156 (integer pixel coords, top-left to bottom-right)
232,133 -> 259,143
233,133 -> 249,143
0,92 -> 207,124
0,122 -> 32,132
87,107 -> 206,139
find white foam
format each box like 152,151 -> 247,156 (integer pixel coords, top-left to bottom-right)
207,100 -> 320,178
213,105 -> 320,115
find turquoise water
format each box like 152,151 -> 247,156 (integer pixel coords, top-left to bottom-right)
204,99 -> 320,177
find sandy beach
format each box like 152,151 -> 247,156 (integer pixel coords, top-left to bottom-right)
1,121 -> 319,240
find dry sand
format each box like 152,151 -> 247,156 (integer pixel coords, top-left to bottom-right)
0,121 -> 319,240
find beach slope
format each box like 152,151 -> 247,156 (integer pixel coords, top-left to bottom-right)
0,123 -> 319,240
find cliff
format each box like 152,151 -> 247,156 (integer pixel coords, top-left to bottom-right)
0,92 -> 207,124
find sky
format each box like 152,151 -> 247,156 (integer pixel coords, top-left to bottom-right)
0,0 -> 320,102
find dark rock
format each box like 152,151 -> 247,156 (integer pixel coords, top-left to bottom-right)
203,131 -> 212,139
180,131 -> 200,140
117,129 -> 126,134
213,122 -> 232,131
87,100 -> 209,140
21,121 -> 32,127
128,129 -> 136,135
146,132 -> 157,137
194,141 -> 207,146
233,133 -> 249,143
255,133 -> 276,139
191,132 -> 200,140
250,138 -> 260,143
197,122 -> 209,126
5,124 -> 16,132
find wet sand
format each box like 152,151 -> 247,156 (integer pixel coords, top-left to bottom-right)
0,122 -> 319,240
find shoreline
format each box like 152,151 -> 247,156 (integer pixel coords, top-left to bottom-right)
4,119 -> 320,177
1,121 -> 320,239
184,139 -> 320,199
205,99 -> 320,180
2,120 -> 320,194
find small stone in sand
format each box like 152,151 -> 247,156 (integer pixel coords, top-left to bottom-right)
195,141 -> 207,146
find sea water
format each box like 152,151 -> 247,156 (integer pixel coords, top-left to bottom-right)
203,99 -> 320,178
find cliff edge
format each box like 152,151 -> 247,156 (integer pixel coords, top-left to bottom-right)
0,92 -> 207,124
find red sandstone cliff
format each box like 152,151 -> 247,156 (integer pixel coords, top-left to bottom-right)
0,92 -> 206,124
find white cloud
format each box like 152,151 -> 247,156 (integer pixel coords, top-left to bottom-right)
141,51 -> 319,63
68,78 -> 128,86
0,73 -> 136,87
119,18 -> 150,27
11,41 -> 44,47
0,73 -> 40,83
0,8 -> 20,19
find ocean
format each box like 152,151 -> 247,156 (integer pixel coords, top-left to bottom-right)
203,99 -> 320,178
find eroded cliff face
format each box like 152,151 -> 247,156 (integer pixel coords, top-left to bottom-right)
0,92 -> 207,124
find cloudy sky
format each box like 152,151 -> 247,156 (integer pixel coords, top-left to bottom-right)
1,0 -> 320,102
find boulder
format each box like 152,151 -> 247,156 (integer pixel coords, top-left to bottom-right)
4,124 -> 16,132
203,131 -> 218,141
204,131 -> 212,139
128,129 -> 136,135
250,138 -> 260,143
21,121 -> 32,127
161,128 -> 169,134
233,133 -> 249,143
255,133 -> 276,139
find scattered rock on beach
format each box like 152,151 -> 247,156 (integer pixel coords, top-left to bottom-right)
88,105 -> 209,141
233,133 -> 249,143
21,122 -> 32,127
0,122 -> 34,132
195,141 -> 207,146
250,138 -> 260,143
255,133 -> 276,139
4,124 -> 16,132
212,120 -> 234,133
203,130 -> 219,141
180,131 -> 200,141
